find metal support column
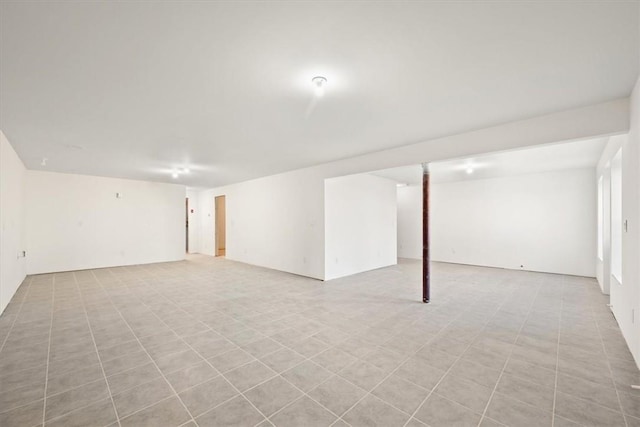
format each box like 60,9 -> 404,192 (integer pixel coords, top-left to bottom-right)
423,163 -> 430,303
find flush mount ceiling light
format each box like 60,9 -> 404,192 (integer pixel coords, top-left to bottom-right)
170,166 -> 192,179
312,76 -> 327,97
466,167 -> 474,174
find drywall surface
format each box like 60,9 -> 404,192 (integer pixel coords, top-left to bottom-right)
26,171 -> 186,274
633,75 -> 640,369
325,174 -> 397,280
196,167 -> 326,279
0,131 -> 27,314
603,76 -> 640,368
196,99 -> 627,280
597,134 -> 627,294
430,168 -> 597,277
187,188 -> 200,254
397,185 -> 422,259
596,156 -> 612,295
611,149 -> 623,282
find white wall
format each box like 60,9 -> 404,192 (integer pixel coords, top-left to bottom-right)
324,174 -> 397,280
599,75 -> 640,368
26,171 -> 186,274
196,168 -> 326,279
634,75 -> 640,368
596,135 -> 624,294
186,188 -> 200,254
611,149 -> 623,283
194,99 -> 627,280
397,185 -> 422,260
394,168 -> 598,276
0,132 -> 27,314
426,168 -> 597,277
596,173 -> 609,294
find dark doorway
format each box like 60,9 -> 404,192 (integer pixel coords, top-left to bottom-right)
185,198 -> 189,252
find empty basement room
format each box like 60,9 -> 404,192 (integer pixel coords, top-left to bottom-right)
1,2 -> 640,427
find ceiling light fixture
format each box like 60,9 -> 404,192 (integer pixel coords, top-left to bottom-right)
312,76 -> 327,97
466,167 -> 474,174
169,167 -> 193,179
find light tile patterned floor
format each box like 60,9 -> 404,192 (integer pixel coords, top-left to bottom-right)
1,256 -> 639,427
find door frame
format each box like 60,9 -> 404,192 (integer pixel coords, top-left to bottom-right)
215,195 -> 226,257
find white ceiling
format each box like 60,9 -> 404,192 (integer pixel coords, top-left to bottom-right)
1,2 -> 637,187
371,137 -> 608,185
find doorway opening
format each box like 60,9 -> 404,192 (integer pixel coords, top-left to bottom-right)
185,198 -> 189,252
215,195 -> 226,257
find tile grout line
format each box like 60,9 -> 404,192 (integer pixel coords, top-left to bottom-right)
156,280 -> 392,425
129,271 -> 364,426
474,277 -> 547,427
88,270 -> 198,427
120,281 -> 286,427
0,276 -> 34,354
314,288 -> 506,426
42,357 -> 254,427
0,328 -> 97,382
137,262 -> 587,427
155,286 -> 425,426
2,260 -> 626,427
131,264 -> 632,424
41,275 -> 55,425
592,285 -> 630,427
4,317 -> 301,393
44,374 -> 206,426
7,338 -> 208,421
38,378 -> 109,424
400,284 -> 529,427
230,292 -> 497,425
213,340 -> 358,425
550,275 -> 566,427
71,271 -> 122,427
123,270 -> 318,424
134,262 -> 444,423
